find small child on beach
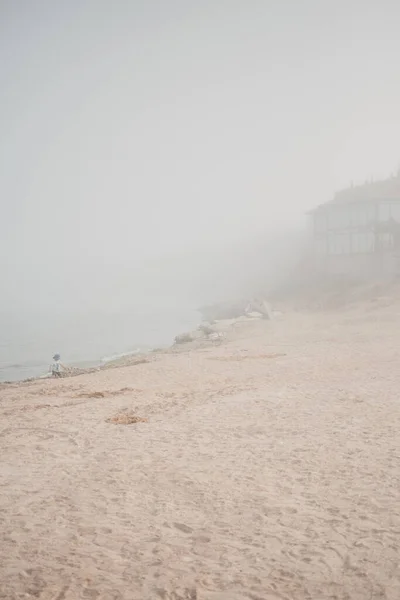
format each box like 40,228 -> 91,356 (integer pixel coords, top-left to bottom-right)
50,354 -> 66,378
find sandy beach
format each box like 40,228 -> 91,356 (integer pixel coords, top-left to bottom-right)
1,304 -> 400,600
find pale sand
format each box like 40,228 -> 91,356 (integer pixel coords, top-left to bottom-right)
1,306 -> 400,599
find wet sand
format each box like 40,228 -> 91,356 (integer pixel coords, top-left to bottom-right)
1,307 -> 400,599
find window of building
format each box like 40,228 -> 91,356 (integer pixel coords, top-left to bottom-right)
327,232 -> 350,254
390,202 -> 400,222
379,203 -> 392,221
352,232 -> 375,253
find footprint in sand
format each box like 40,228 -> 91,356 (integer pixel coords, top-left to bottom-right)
173,523 -> 193,534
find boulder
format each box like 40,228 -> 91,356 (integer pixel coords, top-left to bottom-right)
174,332 -> 194,344
246,298 -> 273,320
198,323 -> 215,336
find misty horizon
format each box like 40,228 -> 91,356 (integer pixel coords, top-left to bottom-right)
2,0 -> 400,375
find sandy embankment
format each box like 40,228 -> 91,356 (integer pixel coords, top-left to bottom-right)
1,305 -> 400,599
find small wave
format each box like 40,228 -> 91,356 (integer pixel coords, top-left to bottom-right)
100,349 -> 142,364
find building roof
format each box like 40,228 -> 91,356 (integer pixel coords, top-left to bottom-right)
309,174 -> 400,213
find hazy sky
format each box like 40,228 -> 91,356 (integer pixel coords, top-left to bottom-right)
1,0 -> 400,306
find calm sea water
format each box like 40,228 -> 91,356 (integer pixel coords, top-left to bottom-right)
0,305 -> 199,382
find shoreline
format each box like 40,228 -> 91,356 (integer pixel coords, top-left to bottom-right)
0,346 -> 164,386
0,313 -> 262,387
0,304 -> 202,385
